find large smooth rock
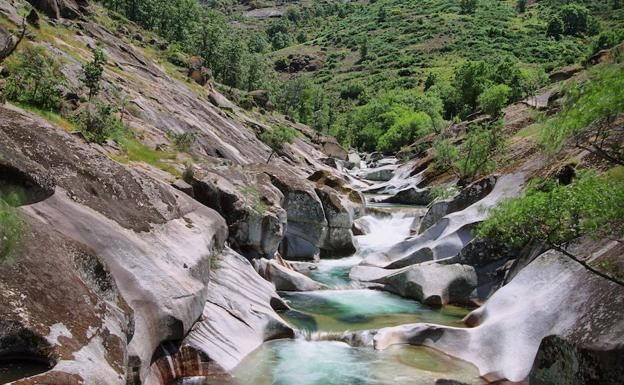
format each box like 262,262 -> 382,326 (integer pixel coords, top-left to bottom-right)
318,136 -> 348,161
383,263 -> 477,306
253,258 -> 328,291
374,249 -> 624,383
418,176 -> 497,234
181,250 -> 294,373
190,167 -> 287,259
0,108 -> 228,385
316,186 -> 357,256
364,173 -> 526,268
380,186 -> 432,206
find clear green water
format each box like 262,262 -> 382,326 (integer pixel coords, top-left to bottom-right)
232,340 -> 484,385
231,208 -> 481,385
280,289 -> 469,332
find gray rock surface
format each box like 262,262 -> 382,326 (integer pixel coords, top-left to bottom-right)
374,250 -> 624,383
182,250 -> 293,372
418,176 -> 497,234
253,258 -> 328,292
383,263 -> 478,306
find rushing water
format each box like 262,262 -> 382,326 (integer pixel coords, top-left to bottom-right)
230,207 -> 483,385
233,340 -> 483,385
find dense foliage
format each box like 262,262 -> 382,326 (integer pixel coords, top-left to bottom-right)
477,171 -> 624,249
539,63 -> 624,154
4,45 -> 65,110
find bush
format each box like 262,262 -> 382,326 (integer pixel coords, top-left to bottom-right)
377,110 -> 433,153
260,125 -> 299,163
453,122 -> 504,181
4,45 -> 65,111
432,139 -> 459,171
74,103 -> 126,143
478,84 -> 512,118
477,171 -> 624,249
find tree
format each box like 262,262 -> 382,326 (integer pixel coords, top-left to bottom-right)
359,40 -> 369,62
260,125 -> 299,163
452,61 -> 489,116
559,4 -> 590,36
453,123 -> 504,182
377,110 -> 433,153
377,7 -> 387,22
516,0 -> 527,13
477,172 -> 624,284
81,47 -> 106,101
478,84 -> 512,118
424,73 -> 437,91
4,44 -> 65,110
459,0 -> 478,15
547,16 -> 564,38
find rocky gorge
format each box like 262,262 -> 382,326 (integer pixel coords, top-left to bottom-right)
0,1 -> 623,385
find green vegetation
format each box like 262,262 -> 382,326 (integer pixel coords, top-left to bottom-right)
0,193 -> 24,263
431,122 -> 504,182
478,171 -> 624,252
4,44 -> 65,111
259,125 -> 299,163
240,185 -> 270,215
539,64 -> 624,161
81,47 -> 106,101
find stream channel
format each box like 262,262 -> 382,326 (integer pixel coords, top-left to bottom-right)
231,201 -> 486,385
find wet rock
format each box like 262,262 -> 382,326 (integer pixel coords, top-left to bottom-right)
253,258 -> 328,291
419,176 -> 497,234
381,186 -> 432,206
383,263 -> 477,306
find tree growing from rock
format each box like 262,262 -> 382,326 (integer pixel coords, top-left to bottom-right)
260,125 -> 298,163
81,47 -> 106,101
478,171 -> 624,284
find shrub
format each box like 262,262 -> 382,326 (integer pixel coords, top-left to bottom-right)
478,84 -> 512,118
4,45 -> 65,111
377,110 -> 433,153
459,0 -> 478,15
477,171 -> 624,250
259,125 -> 299,163
74,103 -> 126,143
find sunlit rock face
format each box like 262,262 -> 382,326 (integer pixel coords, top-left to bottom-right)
374,249 -> 624,383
